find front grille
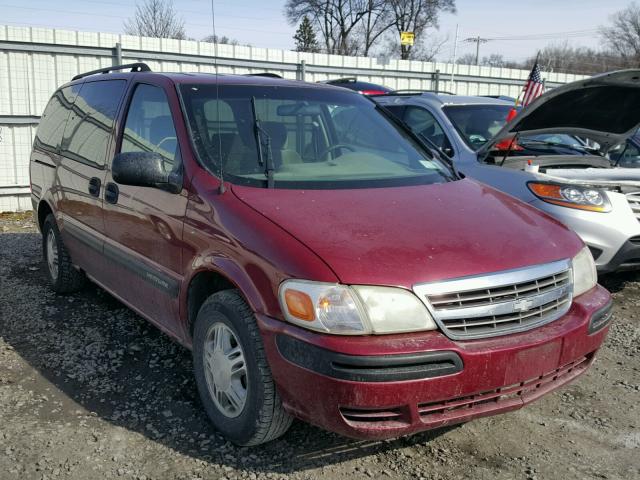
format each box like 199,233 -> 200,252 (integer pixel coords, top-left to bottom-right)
418,355 -> 591,419
626,192 -> 640,222
413,260 -> 573,340
630,235 -> 640,246
428,271 -> 570,309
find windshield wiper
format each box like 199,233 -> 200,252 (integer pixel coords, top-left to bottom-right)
518,139 -> 597,156
250,96 -> 275,188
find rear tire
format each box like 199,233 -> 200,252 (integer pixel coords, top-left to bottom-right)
193,290 -> 292,446
42,214 -> 85,293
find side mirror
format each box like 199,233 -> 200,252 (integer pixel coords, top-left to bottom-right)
112,152 -> 182,194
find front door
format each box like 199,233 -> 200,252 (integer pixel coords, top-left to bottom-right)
101,82 -> 188,336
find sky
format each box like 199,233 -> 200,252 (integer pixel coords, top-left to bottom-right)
1,0 -> 635,62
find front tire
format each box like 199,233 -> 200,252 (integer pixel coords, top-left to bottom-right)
42,214 -> 85,293
193,290 -> 292,446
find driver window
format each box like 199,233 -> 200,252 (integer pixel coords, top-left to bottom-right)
121,84 -> 179,173
403,106 -> 453,156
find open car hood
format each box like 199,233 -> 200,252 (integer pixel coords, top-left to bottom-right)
478,69 -> 640,156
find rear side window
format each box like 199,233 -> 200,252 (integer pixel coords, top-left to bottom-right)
402,106 -> 454,157
34,86 -> 78,153
120,84 -> 179,173
61,80 -> 127,167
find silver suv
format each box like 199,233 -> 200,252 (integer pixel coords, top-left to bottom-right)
376,70 -> 640,273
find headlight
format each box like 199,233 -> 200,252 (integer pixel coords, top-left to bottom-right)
278,280 -> 437,335
572,246 -> 598,297
528,182 -> 611,212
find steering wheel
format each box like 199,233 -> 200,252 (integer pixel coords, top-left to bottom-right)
154,136 -> 177,171
318,144 -> 356,160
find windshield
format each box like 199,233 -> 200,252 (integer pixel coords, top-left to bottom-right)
443,104 -> 593,155
179,84 -> 454,189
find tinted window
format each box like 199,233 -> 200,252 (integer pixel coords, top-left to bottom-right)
34,86 -> 78,153
443,104 -> 512,150
401,106 -> 454,156
61,80 -> 126,167
121,84 -> 179,173
179,84 -> 454,189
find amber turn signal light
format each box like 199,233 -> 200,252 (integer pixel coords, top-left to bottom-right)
529,183 -> 563,199
284,289 -> 315,321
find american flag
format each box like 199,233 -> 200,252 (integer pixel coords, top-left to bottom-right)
520,61 -> 544,107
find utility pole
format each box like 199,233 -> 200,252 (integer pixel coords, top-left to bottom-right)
464,36 -> 489,65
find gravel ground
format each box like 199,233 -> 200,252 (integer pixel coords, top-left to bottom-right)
1,212 -> 639,480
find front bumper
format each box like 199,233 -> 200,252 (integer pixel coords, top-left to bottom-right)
596,238 -> 640,274
530,195 -> 640,273
258,285 -> 611,440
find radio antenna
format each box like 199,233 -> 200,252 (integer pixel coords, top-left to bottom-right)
211,0 -> 225,194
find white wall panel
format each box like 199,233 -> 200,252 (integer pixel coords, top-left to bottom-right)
0,125 -> 35,184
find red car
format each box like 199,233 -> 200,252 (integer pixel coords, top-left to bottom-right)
29,63 -> 612,446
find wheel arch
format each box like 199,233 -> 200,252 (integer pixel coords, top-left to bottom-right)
37,199 -> 55,232
183,260 -> 274,342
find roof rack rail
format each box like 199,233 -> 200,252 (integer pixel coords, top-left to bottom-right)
244,73 -> 283,78
72,62 -> 151,81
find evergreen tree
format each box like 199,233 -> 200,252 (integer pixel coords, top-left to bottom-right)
293,16 -> 319,53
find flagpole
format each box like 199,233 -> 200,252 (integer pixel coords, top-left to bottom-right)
517,51 -> 540,107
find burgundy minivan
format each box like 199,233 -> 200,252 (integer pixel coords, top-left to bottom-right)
29,64 -> 613,446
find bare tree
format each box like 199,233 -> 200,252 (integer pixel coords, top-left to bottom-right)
357,0 -> 395,56
413,34 -> 449,61
388,0 -> 456,59
202,35 -> 241,46
526,42 -> 630,75
455,52 -> 478,65
285,0 -> 370,55
601,2 -> 640,66
124,0 -> 186,39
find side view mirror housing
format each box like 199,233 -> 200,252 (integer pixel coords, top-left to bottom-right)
112,152 -> 182,194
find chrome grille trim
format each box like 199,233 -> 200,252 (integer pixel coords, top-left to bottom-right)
413,259 -> 573,340
627,192 -> 640,221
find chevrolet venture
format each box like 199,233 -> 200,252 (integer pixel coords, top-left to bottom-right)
30,64 -> 612,445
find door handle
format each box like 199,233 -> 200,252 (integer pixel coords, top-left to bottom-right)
88,177 -> 101,197
105,182 -> 119,204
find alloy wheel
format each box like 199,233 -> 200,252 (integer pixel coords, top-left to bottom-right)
203,322 -> 248,418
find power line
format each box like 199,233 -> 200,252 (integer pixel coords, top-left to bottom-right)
0,3 -> 293,37
457,28 -> 600,44
463,36 -> 489,65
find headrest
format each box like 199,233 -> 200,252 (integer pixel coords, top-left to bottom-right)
261,121 -> 287,150
149,115 -> 174,144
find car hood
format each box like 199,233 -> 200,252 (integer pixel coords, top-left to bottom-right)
479,69 -> 640,155
232,179 -> 582,288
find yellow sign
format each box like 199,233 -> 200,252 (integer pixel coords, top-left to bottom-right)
400,31 -> 415,46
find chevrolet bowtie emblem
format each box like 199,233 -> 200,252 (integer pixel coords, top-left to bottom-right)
513,298 -> 534,312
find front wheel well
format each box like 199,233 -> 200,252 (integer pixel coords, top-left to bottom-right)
187,270 -> 236,338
